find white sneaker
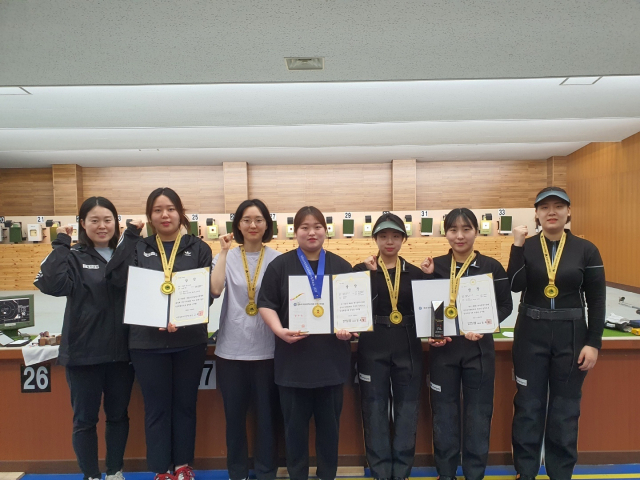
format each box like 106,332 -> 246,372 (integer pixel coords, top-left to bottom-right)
106,472 -> 125,480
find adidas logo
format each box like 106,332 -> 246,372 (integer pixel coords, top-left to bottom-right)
144,251 -> 158,257
183,251 -> 192,257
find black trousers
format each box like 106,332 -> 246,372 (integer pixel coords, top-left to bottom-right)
217,357 -> 279,480
278,384 -> 344,480
65,362 -> 135,480
428,336 -> 495,480
357,324 -> 423,479
512,315 -> 588,480
130,344 -> 207,474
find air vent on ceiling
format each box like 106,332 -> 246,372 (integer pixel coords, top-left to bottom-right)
560,76 -> 602,86
285,57 -> 324,71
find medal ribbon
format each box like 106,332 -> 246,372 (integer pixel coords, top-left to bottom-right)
241,245 -> 265,304
448,251 -> 477,310
296,247 -> 325,299
379,257 -> 401,314
156,232 -> 182,285
540,231 -> 566,289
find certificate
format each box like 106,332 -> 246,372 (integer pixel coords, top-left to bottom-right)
124,266 -> 210,328
456,273 -> 499,334
332,271 -> 373,332
288,275 -> 331,334
170,268 -> 211,327
412,279 -> 459,337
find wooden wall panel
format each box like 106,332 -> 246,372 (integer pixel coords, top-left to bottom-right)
223,162 -> 248,213
52,164 -> 83,215
247,164 -> 392,213
566,132 -> 640,288
392,159 -> 417,210
0,168 -> 54,216
547,155 -> 567,189
82,166 -> 224,215
416,160 -> 547,209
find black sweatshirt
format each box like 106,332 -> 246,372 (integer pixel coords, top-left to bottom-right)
433,250 -> 513,323
257,249 -> 352,388
353,256 -> 430,317
34,233 -> 129,366
507,229 -> 606,349
105,224 -> 212,350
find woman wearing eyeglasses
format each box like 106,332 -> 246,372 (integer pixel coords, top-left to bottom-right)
210,199 -> 281,480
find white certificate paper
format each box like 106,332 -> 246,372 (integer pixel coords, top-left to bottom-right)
332,271 -> 373,332
170,267 -> 210,327
124,266 -> 169,328
457,273 -> 499,334
288,275 -> 331,334
124,266 -> 210,328
412,279 -> 459,337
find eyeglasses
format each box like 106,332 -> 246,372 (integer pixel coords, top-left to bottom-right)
240,218 -> 266,226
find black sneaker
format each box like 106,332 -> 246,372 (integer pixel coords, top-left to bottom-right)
437,476 -> 457,480
516,474 -> 536,480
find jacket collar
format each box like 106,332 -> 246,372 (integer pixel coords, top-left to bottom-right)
447,249 -> 481,269
143,233 -> 195,255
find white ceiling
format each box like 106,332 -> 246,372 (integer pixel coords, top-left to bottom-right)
1,0 -> 639,168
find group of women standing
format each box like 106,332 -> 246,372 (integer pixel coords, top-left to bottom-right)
34,185 -> 605,480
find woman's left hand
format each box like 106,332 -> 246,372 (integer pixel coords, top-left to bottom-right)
159,322 -> 178,333
336,329 -> 355,341
421,256 -> 434,274
464,332 -> 483,341
578,345 -> 598,370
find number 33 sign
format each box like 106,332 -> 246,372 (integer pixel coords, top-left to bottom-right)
21,364 -> 51,393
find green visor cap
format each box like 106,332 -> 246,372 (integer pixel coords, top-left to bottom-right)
373,221 -> 407,236
534,190 -> 571,206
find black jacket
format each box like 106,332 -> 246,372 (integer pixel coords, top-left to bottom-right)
433,250 -> 514,323
507,229 -> 606,349
106,224 -> 213,350
33,234 -> 129,367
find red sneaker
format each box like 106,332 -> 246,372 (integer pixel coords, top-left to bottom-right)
174,466 -> 195,480
154,474 -> 174,480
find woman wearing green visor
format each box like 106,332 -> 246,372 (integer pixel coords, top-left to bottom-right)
354,212 -> 434,480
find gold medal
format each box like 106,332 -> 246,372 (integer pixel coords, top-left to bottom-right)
544,284 -> 559,298
245,302 -> 258,316
156,232 -> 182,296
380,257 -> 403,324
446,252 -> 476,319
161,281 -> 175,295
445,305 -> 458,319
241,246 -> 266,317
313,305 -> 324,317
540,232 -> 566,300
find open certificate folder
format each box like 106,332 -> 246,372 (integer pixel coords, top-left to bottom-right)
123,266 -> 210,328
288,272 -> 374,334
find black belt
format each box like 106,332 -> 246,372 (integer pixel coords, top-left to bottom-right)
519,304 -> 583,321
373,314 -> 415,327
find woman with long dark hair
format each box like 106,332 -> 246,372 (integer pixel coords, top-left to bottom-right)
107,187 -> 212,480
427,208 -> 512,480
35,196 -> 134,480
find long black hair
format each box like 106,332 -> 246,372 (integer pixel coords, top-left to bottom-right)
78,196 -> 121,249
443,208 -> 479,232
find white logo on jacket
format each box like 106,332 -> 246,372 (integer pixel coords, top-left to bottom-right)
144,251 -> 158,257
83,264 -> 99,269
183,251 -> 192,257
